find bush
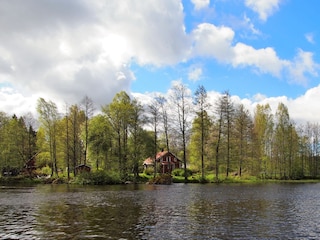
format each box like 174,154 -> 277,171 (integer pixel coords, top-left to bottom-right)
74,171 -> 121,185
40,166 -> 52,176
172,168 -> 192,177
143,167 -> 154,176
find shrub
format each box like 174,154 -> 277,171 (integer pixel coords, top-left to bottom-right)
172,168 -> 192,177
143,167 -> 154,176
74,171 -> 121,185
40,166 -> 52,176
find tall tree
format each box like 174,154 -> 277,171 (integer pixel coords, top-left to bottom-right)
81,96 -> 95,165
37,98 -> 60,176
214,94 -> 224,181
88,114 -> 113,171
189,110 -> 212,175
64,105 -> 70,180
102,91 -> 132,180
223,91 -> 234,177
68,104 -> 85,176
0,115 -> 35,175
274,102 -> 292,178
214,91 -> 234,178
157,96 -> 170,152
170,82 -> 192,182
253,104 -> 274,177
193,85 -> 211,180
129,98 -> 145,181
234,104 -> 252,177
0,112 -> 9,173
148,97 -> 161,177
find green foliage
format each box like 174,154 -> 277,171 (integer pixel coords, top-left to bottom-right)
2,91 -> 320,184
40,166 -> 52,176
172,168 -> 193,177
74,170 -> 121,185
143,167 -> 154,176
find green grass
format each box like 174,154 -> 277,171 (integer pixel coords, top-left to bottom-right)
2,171 -> 320,185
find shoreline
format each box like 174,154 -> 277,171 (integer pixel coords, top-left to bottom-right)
1,175 -> 320,186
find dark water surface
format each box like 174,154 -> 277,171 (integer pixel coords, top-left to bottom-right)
0,183 -> 319,239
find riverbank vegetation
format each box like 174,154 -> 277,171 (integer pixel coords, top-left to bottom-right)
1,83 -> 320,185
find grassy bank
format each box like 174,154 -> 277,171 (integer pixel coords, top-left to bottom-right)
1,172 -> 320,185
172,173 -> 320,184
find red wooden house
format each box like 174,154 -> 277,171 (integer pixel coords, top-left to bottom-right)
143,150 -> 182,174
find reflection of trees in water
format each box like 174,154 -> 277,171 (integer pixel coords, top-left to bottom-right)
187,186 -> 298,239
36,194 -> 143,239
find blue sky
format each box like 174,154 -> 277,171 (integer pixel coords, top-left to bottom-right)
0,0 -> 319,123
131,0 -> 319,99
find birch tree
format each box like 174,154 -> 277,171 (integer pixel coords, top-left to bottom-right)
102,91 -> 132,180
37,98 -> 60,176
81,95 -> 95,165
170,82 -> 192,182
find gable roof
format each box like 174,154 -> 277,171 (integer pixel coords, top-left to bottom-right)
143,151 -> 181,165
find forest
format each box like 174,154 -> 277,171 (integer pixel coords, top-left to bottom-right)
0,82 -> 319,183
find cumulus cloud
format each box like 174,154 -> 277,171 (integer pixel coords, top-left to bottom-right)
288,49 -> 319,85
0,0 -> 189,113
191,0 -> 210,10
0,87 -> 40,117
245,0 -> 281,21
232,43 -> 288,77
191,23 -> 235,61
207,85 -> 320,125
133,82 -> 320,125
191,22 -> 318,82
188,67 -> 203,82
0,0 -> 318,118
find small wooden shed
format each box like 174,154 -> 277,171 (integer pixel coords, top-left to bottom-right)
75,164 -> 91,174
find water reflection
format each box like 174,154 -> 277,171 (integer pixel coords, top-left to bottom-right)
35,186 -> 144,239
0,183 -> 320,239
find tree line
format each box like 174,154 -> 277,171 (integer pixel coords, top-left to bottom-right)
0,82 -> 319,182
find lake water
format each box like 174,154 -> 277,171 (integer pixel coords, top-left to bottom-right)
0,183 -> 319,239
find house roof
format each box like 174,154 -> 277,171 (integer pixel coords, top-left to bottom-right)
143,151 -> 181,165
75,164 -> 91,169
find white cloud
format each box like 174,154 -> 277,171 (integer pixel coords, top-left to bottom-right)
305,33 -> 315,44
0,0 -> 318,119
191,22 -> 318,82
241,86 -> 320,124
0,87 -> 39,117
191,0 -> 210,10
288,86 -> 320,124
191,23 -> 235,61
134,82 -> 320,125
0,0 -> 189,115
245,0 -> 281,21
242,14 -> 261,36
188,67 -> 203,82
232,43 -> 288,77
288,49 -> 319,85
207,85 -> 320,125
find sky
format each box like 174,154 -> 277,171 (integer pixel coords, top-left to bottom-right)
0,0 -> 319,124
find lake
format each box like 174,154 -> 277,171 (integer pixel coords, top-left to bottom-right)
0,183 -> 319,239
